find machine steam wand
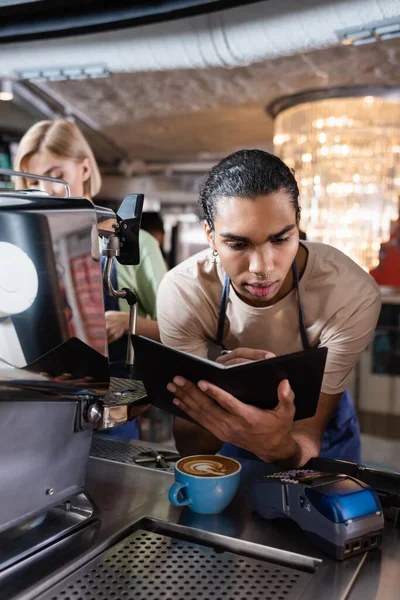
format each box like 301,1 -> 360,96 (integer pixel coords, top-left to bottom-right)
96,193 -> 144,379
102,237 -> 137,377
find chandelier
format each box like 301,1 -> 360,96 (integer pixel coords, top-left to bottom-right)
270,88 -> 400,271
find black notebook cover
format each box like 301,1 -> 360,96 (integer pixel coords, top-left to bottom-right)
132,335 -> 328,423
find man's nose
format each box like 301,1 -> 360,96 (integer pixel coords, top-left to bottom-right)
249,246 -> 274,274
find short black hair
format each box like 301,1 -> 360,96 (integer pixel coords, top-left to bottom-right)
199,149 -> 300,230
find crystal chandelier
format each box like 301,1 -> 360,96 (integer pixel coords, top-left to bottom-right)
271,90 -> 400,271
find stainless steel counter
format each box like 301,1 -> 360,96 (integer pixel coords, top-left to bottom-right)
1,437 -> 399,600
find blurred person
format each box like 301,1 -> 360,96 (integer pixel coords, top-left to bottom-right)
141,212 -> 165,249
141,211 -> 169,268
14,119 -> 167,437
14,120 -> 166,351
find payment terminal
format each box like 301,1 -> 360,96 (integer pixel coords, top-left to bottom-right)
252,469 -> 384,560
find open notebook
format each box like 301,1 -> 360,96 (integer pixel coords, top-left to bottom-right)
132,335 -> 328,424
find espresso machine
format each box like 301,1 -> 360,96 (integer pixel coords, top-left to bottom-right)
0,169 -> 148,571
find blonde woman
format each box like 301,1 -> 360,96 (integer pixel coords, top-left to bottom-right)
14,120 -> 166,357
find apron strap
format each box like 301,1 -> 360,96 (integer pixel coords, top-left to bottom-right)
292,260 -> 311,350
216,274 -> 230,348
216,260 -> 311,351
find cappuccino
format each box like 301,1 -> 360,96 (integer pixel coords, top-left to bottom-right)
177,455 -> 240,478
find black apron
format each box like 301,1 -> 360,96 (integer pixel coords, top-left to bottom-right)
216,262 -> 361,462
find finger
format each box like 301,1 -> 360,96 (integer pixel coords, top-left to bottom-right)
166,378 -> 229,431
217,347 -> 262,364
217,347 -> 275,364
197,380 -> 248,417
276,379 -> 296,412
105,314 -> 118,327
55,373 -> 73,381
216,356 -> 273,367
216,357 -> 253,367
167,377 -> 215,412
107,331 -> 118,343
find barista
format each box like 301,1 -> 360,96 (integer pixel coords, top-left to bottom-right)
157,149 -> 381,467
13,120 -> 166,355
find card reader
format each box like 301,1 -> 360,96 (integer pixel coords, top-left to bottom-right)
252,469 -> 384,560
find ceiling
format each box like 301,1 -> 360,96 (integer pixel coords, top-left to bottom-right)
2,35 -> 399,169
1,0 -> 399,177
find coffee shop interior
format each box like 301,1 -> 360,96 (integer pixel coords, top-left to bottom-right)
1,0 -> 400,598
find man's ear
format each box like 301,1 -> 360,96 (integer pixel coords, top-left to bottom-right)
203,220 -> 215,251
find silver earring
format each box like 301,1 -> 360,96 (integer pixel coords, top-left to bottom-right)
212,249 -> 218,264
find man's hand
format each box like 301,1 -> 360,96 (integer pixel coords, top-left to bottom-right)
167,376 -> 296,463
216,347 -> 275,366
105,311 -> 128,343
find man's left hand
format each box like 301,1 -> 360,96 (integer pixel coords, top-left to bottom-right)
167,376 -> 297,463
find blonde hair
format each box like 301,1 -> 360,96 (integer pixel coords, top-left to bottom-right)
13,119 -> 102,198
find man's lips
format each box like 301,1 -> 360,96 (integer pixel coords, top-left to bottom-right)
244,281 -> 279,297
247,282 -> 274,287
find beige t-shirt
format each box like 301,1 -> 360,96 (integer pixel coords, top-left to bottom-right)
157,241 -> 381,395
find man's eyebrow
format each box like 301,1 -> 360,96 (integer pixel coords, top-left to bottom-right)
219,233 -> 251,243
268,224 -> 297,240
220,224 -> 296,243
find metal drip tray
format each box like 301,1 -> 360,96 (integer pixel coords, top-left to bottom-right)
38,525 -> 314,600
90,436 -> 179,471
90,436 -> 154,462
0,494 -> 94,572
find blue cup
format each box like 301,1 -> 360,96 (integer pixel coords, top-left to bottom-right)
168,455 -> 242,514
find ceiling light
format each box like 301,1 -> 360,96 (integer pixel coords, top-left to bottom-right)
273,95 -> 400,271
15,64 -> 109,83
337,16 -> 400,46
0,79 -> 13,101
273,134 -> 290,145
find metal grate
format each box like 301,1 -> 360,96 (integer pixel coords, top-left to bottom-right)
39,529 -> 311,600
90,437 -> 154,464
90,437 -> 177,471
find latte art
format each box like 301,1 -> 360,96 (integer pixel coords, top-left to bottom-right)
181,459 -> 225,476
178,455 -> 239,477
